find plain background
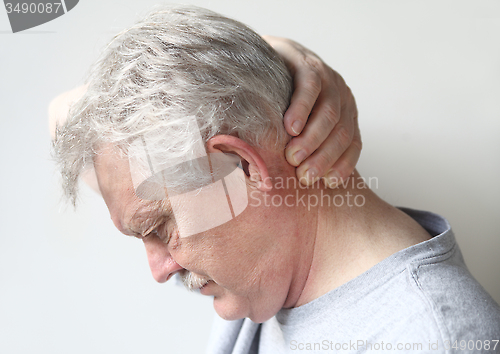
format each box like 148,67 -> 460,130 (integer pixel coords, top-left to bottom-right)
0,1 -> 499,353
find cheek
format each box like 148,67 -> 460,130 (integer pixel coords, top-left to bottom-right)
167,220 -> 274,286
166,230 -> 216,271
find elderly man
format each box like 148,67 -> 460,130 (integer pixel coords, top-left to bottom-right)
52,5 -> 500,354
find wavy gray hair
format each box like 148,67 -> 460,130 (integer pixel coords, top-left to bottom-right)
53,5 -> 292,205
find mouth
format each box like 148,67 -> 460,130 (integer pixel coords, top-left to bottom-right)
199,280 -> 210,291
199,280 -> 216,296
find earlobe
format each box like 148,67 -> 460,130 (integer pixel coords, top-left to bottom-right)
206,135 -> 272,191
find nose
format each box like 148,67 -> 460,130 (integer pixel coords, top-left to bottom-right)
142,235 -> 183,283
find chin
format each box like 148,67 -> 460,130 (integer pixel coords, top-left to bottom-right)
213,296 -> 278,324
213,297 -> 248,321
247,312 -> 276,324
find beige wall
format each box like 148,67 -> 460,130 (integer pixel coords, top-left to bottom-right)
0,1 -> 498,353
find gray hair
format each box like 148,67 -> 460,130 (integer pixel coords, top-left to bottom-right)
53,5 -> 292,205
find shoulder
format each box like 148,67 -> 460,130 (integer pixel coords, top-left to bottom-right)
389,208 -> 500,348
407,242 -> 500,343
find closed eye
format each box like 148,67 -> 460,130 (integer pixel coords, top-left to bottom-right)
155,223 -> 173,244
140,215 -> 168,239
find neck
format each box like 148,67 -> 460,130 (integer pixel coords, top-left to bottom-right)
284,170 -> 430,308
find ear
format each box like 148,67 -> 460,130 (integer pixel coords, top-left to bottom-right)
206,135 -> 272,191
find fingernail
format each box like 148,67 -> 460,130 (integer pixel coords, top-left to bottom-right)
291,121 -> 302,135
325,169 -> 340,188
305,167 -> 318,183
292,150 -> 307,165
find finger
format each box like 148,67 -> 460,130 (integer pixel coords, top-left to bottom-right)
285,89 -> 341,167
283,63 -> 322,137
296,121 -> 353,185
322,120 -> 362,189
263,36 -> 328,137
295,101 -> 356,185
262,35 -> 303,71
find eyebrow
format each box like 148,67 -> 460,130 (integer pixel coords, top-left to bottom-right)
125,200 -> 173,238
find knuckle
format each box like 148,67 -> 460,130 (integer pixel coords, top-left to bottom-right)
343,92 -> 356,111
304,55 -> 324,73
303,128 -> 322,151
314,152 -> 333,172
333,70 -> 347,89
351,135 -> 363,152
322,103 -> 341,126
302,73 -> 322,96
336,163 -> 353,180
310,142 -> 341,173
331,157 -> 355,180
300,54 -> 321,79
351,104 -> 359,120
293,99 -> 313,119
336,125 -> 352,149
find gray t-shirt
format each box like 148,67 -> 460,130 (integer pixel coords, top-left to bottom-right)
206,208 -> 500,354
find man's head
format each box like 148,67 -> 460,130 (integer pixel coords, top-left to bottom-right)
92,139 -> 315,323
54,5 -> 316,322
